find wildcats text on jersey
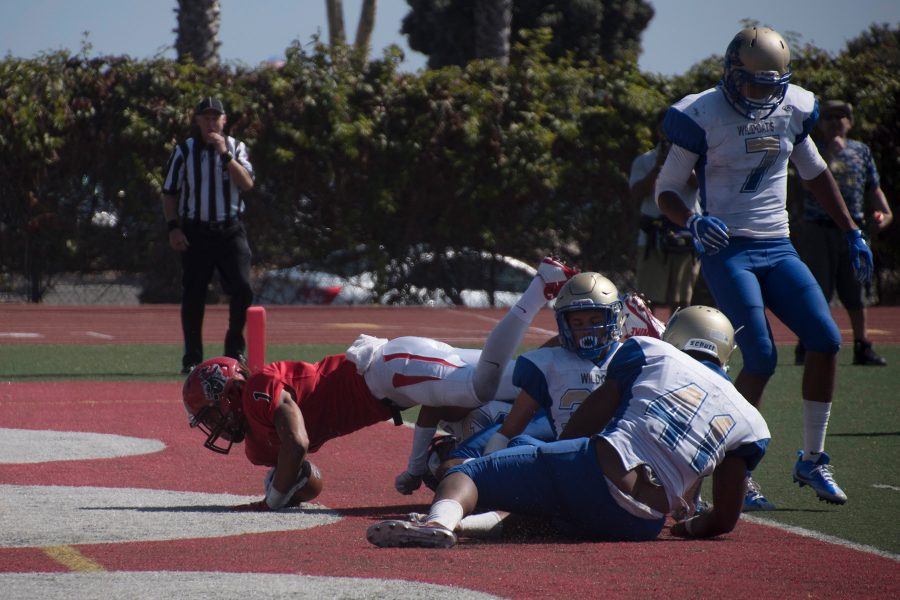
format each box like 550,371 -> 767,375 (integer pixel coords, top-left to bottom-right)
581,371 -> 606,385
736,120 -> 776,136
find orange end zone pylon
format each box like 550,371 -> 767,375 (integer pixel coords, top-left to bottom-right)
246,306 -> 267,373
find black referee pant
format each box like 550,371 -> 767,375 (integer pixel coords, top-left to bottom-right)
180,221 -> 253,369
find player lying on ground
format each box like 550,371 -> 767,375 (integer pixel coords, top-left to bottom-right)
367,306 -> 771,547
180,257 -> 578,510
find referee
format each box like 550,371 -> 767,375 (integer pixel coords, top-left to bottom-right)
161,96 -> 255,374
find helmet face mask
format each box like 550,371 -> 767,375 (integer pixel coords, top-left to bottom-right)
722,27 -> 792,119
554,272 -> 623,361
190,404 -> 245,454
182,357 -> 248,454
662,306 -> 736,367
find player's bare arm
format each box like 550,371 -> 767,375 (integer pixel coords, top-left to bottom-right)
480,390 -> 540,454
271,392 -> 309,495
804,169 -> 859,232
558,379 -> 621,440
670,455 -> 747,538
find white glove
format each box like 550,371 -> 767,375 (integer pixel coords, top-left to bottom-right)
394,470 -> 423,495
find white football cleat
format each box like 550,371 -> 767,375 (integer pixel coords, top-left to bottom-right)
367,519 -> 457,548
538,256 -> 579,300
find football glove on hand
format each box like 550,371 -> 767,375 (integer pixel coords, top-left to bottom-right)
846,230 -> 874,283
231,499 -> 270,512
686,214 -> 730,255
394,470 -> 423,495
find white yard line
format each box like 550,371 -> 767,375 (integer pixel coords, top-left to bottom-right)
742,514 -> 900,562
83,331 -> 115,340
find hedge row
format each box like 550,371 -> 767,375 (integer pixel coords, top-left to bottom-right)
1,28 -> 897,303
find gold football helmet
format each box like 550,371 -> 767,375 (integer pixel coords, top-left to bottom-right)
662,305 -> 736,367
722,27 -> 792,119
554,272 -> 624,360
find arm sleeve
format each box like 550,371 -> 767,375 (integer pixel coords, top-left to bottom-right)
512,356 -> 551,410
655,144 -> 699,202
790,136 -> 828,181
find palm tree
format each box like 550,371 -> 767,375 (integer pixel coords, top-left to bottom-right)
174,0 -> 221,67
326,0 -> 378,62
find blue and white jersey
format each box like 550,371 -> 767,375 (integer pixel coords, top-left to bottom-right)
514,345 -> 619,437
665,84 -> 819,239
599,336 -> 770,512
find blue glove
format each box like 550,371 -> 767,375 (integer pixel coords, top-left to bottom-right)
846,229 -> 873,283
686,214 -> 730,255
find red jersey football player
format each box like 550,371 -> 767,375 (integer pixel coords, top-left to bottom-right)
182,257 -> 580,510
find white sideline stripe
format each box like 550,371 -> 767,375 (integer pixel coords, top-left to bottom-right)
465,312 -> 557,337
742,514 -> 900,562
0,332 -> 42,338
872,484 -> 900,491
84,331 -> 115,339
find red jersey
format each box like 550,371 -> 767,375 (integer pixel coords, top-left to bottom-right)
240,354 -> 393,466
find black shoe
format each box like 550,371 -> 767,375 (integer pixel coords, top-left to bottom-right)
794,343 -> 805,366
853,340 -> 886,366
181,363 -> 198,375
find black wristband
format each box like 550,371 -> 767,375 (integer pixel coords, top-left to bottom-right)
221,152 -> 234,164
167,219 -> 179,232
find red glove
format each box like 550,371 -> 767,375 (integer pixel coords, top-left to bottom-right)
231,499 -> 270,512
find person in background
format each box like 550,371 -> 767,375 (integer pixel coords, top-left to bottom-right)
630,107 -> 701,314
794,99 -> 893,366
162,96 -> 255,374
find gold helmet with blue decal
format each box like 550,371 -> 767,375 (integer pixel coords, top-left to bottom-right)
662,305 -> 736,367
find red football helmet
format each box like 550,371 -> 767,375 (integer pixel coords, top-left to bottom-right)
182,357 -> 248,454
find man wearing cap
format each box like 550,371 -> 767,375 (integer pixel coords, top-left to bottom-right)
162,96 -> 256,374
795,100 -> 894,366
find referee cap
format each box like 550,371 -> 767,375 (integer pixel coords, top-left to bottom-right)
195,96 -> 226,115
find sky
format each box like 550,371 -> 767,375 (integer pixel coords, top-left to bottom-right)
1,1 -> 898,75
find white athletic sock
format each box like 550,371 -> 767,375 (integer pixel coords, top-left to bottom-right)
802,399 -> 831,461
426,498 -> 465,532
457,511 -> 503,537
512,276 -> 549,321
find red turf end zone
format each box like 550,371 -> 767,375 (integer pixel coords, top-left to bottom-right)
0,381 -> 897,599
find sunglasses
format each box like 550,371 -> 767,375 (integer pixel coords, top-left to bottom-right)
822,113 -> 849,121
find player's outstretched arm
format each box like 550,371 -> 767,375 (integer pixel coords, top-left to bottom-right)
483,391 -> 540,454
267,394 -> 310,505
671,455 -> 746,538
558,380 -> 621,440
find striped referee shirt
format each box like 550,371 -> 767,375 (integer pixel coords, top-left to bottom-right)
161,135 -> 254,223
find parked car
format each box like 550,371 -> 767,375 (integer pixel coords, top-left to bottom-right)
254,247 -> 537,307
254,248 -> 376,305
387,248 -> 537,307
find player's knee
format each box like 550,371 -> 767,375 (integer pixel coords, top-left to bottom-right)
799,323 -> 841,354
740,342 -> 778,378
